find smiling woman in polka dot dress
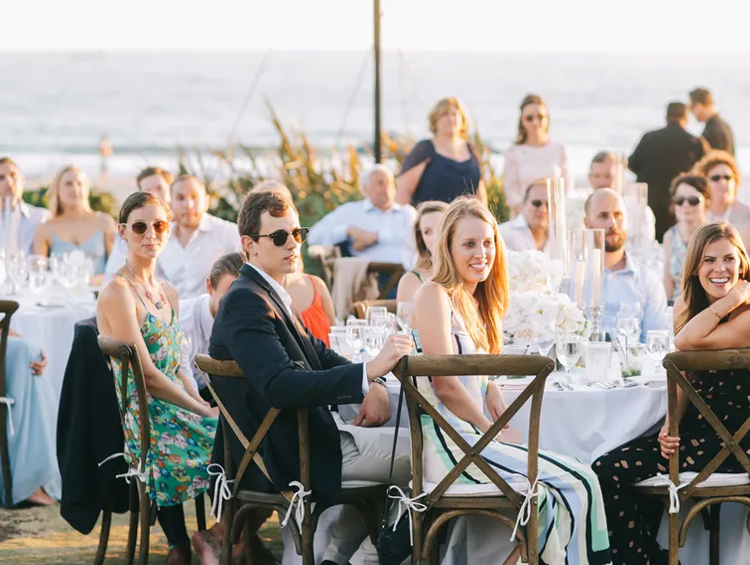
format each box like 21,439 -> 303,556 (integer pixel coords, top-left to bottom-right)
594,221 -> 750,565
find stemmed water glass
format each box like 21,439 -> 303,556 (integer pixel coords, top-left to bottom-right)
28,255 -> 50,298
346,319 -> 367,361
615,315 -> 640,371
6,253 -> 27,297
533,319 -> 556,358
557,337 -> 583,383
366,306 -> 388,327
646,330 -> 670,377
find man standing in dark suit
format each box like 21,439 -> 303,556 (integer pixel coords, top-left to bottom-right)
628,102 -> 706,242
199,190 -> 413,565
689,87 -> 735,155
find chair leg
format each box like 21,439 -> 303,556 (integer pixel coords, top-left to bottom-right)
220,499 -> 235,565
137,482 -> 151,565
300,512 -> 314,565
243,520 -> 253,565
195,494 -> 207,532
125,483 -> 139,565
94,504 -> 112,565
709,504 -> 721,565
668,509 -> 680,565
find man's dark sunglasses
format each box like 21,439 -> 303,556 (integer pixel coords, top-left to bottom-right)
530,199 -> 548,208
251,227 -> 309,247
673,196 -> 702,207
710,174 -> 733,182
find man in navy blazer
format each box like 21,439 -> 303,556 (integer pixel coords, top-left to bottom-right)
203,190 -> 412,565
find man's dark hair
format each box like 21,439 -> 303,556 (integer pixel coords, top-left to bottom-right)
689,87 -> 714,107
136,166 -> 173,190
237,190 -> 294,240
208,252 -> 243,289
666,102 -> 688,123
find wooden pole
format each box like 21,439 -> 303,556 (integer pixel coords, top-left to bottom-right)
374,0 -> 382,163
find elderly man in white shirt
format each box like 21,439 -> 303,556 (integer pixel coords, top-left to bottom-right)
105,166 -> 174,277
308,165 -> 417,269
498,180 -> 552,254
0,158 -> 50,255
156,174 -> 240,299
179,252 -> 243,394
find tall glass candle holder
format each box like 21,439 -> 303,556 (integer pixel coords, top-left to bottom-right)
547,177 -> 568,278
624,182 -> 649,248
568,229 -> 605,340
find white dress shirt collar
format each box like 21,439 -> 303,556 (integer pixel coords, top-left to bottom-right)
245,262 -> 294,317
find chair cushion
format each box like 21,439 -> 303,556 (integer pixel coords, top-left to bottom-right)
420,478 -> 530,498
635,472 -> 750,489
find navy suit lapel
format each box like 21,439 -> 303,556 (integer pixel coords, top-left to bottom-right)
240,264 -> 322,370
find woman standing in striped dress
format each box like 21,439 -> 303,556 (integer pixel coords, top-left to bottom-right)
411,197 -> 612,565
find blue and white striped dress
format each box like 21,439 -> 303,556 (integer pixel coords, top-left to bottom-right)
418,313 -> 612,565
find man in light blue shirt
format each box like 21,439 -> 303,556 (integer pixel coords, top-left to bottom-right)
308,165 -> 417,269
0,158 -> 50,255
584,188 -> 667,342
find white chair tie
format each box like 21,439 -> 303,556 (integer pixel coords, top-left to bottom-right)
654,473 -> 689,514
207,463 -> 234,522
388,485 -> 428,546
0,397 -> 15,437
97,452 -> 147,484
511,478 -> 541,542
280,481 -> 312,530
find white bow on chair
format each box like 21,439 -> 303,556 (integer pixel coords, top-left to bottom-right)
98,451 -> 148,484
207,463 -> 234,522
281,481 -> 312,530
511,478 -> 541,542
388,485 -> 428,546
653,473 -> 689,514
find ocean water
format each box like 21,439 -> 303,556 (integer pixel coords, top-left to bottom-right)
3,51 -> 750,185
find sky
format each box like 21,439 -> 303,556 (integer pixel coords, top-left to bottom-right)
3,0 -> 749,53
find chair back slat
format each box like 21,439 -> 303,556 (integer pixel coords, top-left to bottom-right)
97,336 -> 152,470
664,350 -> 750,498
393,353 -> 554,511
0,300 -> 19,506
366,262 -> 404,299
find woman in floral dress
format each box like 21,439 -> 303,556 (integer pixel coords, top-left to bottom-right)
97,192 -> 217,565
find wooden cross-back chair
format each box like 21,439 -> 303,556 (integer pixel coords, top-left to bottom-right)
306,244 -> 341,291
367,262 -> 405,299
634,349 -> 750,565
392,353 -> 555,565
350,299 -> 397,320
0,300 -> 19,508
193,354 -> 386,565
97,337 -> 206,565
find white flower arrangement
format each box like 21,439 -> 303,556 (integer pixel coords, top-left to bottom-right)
503,250 -> 589,343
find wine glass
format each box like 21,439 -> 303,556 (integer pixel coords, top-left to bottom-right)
615,316 -> 640,370
646,330 -> 670,377
533,319 -> 556,358
363,325 -> 386,359
346,323 -> 365,362
557,338 -> 583,382
396,301 -> 413,332
27,255 -> 49,298
366,306 -> 388,327
6,253 -> 27,297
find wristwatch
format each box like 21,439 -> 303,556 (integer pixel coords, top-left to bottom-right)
372,377 -> 388,388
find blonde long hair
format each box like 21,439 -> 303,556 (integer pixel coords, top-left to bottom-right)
675,222 -> 750,333
48,165 -> 91,217
431,197 -> 509,353
428,97 -> 470,140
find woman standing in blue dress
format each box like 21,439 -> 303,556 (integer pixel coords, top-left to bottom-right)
411,197 -> 611,565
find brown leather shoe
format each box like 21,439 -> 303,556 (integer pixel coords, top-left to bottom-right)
166,545 -> 191,565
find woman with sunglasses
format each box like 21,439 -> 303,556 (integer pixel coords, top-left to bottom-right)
503,94 -> 572,218
396,97 -> 485,206
32,165 -> 117,284
663,174 -> 710,301
97,192 -> 217,565
692,150 -> 750,247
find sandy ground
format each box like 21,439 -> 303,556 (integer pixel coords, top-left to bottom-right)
0,503 -> 282,564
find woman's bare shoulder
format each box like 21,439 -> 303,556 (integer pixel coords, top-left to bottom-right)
414,282 -> 450,307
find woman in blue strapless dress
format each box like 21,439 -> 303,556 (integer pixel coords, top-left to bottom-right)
32,165 -> 117,283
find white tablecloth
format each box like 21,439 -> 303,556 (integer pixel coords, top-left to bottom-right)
10,298 -> 97,399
